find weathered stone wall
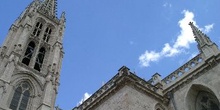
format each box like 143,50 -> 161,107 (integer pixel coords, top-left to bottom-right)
171,63 -> 220,110
94,85 -> 161,110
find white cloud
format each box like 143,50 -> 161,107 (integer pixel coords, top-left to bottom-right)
163,3 -> 172,8
139,51 -> 160,67
203,24 -> 214,33
162,43 -> 180,57
139,10 -> 214,67
174,10 -> 196,49
77,92 -> 91,105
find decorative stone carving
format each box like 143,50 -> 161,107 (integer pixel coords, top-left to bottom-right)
0,81 -> 6,94
14,44 -> 22,54
0,46 -> 7,58
54,72 -> 60,93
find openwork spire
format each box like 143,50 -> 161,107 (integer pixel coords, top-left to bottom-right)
40,0 -> 57,16
189,22 -> 213,51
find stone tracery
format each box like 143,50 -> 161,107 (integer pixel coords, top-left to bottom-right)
196,91 -> 220,110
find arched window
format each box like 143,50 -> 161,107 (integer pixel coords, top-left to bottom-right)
43,27 -> 52,42
32,22 -> 43,37
196,91 -> 220,110
34,47 -> 46,71
10,82 -> 31,110
22,41 -> 35,66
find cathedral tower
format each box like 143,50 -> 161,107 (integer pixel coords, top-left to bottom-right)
0,0 -> 65,110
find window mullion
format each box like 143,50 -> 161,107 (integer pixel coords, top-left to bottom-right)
16,91 -> 24,110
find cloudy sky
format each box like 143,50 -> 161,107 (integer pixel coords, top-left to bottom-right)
0,0 -> 220,109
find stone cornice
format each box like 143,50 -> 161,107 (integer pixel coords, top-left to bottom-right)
74,67 -> 165,110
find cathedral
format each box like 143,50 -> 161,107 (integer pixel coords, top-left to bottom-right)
0,0 -> 220,110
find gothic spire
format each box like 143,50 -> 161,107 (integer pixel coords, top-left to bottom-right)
189,22 -> 213,51
189,22 -> 220,57
40,0 -> 57,16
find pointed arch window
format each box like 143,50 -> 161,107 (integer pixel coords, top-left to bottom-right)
43,27 -> 52,42
22,41 -> 35,66
34,47 -> 46,71
10,82 -> 31,110
196,91 -> 220,110
32,22 -> 43,37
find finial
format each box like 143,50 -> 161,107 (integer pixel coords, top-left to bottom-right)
188,21 -> 193,25
60,11 -> 66,22
118,66 -> 130,76
40,0 -> 58,17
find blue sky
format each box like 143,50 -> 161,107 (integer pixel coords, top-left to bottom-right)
0,0 -> 220,109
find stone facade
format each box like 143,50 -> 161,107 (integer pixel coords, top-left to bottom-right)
0,0 -> 65,110
95,85 -> 163,110
73,24 -> 220,109
1,1 -> 220,110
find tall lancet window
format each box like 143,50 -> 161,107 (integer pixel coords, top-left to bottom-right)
34,47 -> 46,71
9,82 -> 31,110
22,41 -> 35,66
32,22 -> 43,37
43,27 -> 52,42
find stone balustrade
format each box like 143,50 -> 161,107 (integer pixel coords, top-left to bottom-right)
161,53 -> 204,87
